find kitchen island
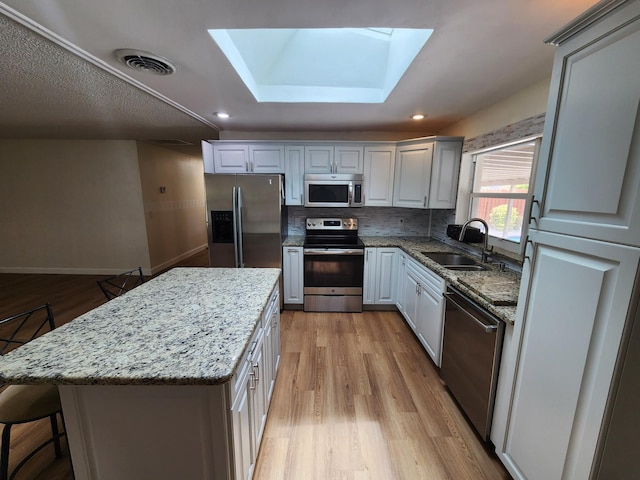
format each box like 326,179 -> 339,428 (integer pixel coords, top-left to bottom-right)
0,267 -> 282,480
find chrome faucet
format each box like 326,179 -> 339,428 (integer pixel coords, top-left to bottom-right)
459,218 -> 493,263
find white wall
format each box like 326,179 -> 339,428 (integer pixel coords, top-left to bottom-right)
137,143 -> 207,274
0,139 -> 150,274
440,78 -> 550,138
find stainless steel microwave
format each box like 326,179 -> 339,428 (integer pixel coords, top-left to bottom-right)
304,174 -> 363,208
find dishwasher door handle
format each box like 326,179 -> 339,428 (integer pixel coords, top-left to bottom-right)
444,292 -> 498,333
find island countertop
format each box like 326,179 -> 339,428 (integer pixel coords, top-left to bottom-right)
0,267 -> 281,386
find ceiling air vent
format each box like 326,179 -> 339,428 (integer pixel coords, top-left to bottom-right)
114,49 -> 176,75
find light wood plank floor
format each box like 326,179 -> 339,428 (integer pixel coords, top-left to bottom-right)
0,253 -> 510,479
254,310 -> 510,480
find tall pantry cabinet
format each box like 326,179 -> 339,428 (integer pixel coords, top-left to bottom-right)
492,1 -> 640,479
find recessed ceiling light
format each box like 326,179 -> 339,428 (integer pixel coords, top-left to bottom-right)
411,114 -> 425,120
215,112 -> 230,119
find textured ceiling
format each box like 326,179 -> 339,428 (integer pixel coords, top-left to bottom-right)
0,14 -> 219,154
0,0 -> 599,149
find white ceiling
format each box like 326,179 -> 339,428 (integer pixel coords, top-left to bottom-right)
0,0 -> 597,153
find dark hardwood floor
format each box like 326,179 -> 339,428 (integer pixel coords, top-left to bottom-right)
0,250 -> 510,479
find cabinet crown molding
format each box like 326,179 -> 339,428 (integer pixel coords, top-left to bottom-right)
545,0 -> 629,45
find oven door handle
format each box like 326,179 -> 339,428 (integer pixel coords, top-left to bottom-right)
303,248 -> 364,255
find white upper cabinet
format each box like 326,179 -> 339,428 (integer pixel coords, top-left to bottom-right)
392,138 -> 463,209
304,144 -> 364,173
334,145 -> 364,173
533,5 -> 640,246
304,145 -> 335,173
392,142 -> 433,208
363,145 -> 396,206
429,141 -> 462,209
202,140 -> 215,174
210,143 -> 284,174
249,145 -> 285,173
213,144 -> 249,173
284,146 -> 304,206
206,138 -> 461,206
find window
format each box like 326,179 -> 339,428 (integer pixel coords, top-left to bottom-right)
467,137 -> 540,254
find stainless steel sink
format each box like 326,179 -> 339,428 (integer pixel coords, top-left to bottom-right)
422,252 -> 487,271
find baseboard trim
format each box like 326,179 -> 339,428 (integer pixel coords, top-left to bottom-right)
363,304 -> 399,311
150,244 -> 208,275
0,266 -> 142,275
0,244 -> 208,276
283,304 -> 304,310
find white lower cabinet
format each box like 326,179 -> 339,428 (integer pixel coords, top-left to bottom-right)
363,248 -> 397,305
395,250 -> 408,315
363,248 -> 377,305
231,379 -> 252,480
402,259 -> 446,366
282,247 -> 304,304
59,285 -> 281,480
493,230 -> 640,480
402,264 -> 420,332
231,324 -> 266,480
230,327 -> 260,480
231,287 -> 280,480
264,288 -> 281,402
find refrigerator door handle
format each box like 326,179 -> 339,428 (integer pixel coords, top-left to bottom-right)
236,187 -> 245,267
232,186 -> 240,268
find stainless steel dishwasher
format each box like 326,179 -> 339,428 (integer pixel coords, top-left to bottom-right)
441,286 -> 505,441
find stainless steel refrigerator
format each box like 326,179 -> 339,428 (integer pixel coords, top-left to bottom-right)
205,173 -> 287,273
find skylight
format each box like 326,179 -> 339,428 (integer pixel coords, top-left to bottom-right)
208,28 -> 433,103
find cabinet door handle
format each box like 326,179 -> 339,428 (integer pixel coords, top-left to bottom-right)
249,371 -> 256,390
524,237 -> 534,263
253,363 -> 259,383
423,196 -> 427,207
528,195 -> 540,224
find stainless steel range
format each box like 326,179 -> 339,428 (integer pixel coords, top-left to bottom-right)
303,217 -> 364,312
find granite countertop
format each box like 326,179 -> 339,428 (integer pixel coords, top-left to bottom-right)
360,236 -> 520,325
283,235 -> 304,247
283,234 -> 520,324
0,268 -> 281,386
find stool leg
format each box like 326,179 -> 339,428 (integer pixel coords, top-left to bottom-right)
50,414 -> 62,458
1,423 -> 12,480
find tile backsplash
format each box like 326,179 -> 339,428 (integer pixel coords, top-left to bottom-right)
287,207 -> 455,237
